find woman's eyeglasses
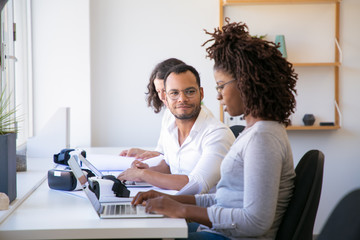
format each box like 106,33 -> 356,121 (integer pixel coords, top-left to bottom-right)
215,79 -> 236,93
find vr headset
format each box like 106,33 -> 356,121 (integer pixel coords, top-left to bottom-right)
53,148 -> 86,166
48,168 -> 94,191
48,149 -> 130,198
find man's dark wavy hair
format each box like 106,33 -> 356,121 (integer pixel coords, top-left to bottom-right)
146,58 -> 185,113
203,18 -> 297,126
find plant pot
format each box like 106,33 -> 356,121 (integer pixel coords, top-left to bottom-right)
0,133 -> 17,203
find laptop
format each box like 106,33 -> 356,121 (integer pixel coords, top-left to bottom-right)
68,156 -> 163,219
79,154 -> 152,188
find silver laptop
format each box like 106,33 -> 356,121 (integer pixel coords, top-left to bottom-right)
68,156 -> 163,219
79,154 -> 152,188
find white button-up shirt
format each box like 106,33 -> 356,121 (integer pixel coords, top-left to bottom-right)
155,106 -> 235,194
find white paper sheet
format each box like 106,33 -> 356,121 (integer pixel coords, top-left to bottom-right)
85,154 -> 164,171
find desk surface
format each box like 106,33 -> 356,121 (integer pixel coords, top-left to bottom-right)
0,148 -> 188,240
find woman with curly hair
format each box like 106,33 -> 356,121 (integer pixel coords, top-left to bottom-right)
131,19 -> 298,240
120,58 -> 184,159
146,58 -> 185,114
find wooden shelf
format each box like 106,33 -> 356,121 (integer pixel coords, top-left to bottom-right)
286,125 -> 340,130
292,62 -> 341,67
223,0 -> 341,5
219,0 -> 341,131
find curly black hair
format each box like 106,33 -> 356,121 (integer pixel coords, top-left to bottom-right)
146,58 -> 185,113
164,63 -> 201,89
203,18 -> 297,126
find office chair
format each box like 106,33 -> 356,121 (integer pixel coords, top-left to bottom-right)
275,150 -> 324,240
229,125 -> 245,138
317,188 -> 360,240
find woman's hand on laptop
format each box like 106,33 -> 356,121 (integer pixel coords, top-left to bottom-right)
146,196 -> 185,218
131,190 -> 167,206
132,190 -> 198,219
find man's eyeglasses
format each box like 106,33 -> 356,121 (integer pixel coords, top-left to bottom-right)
166,87 -> 198,100
215,79 -> 236,93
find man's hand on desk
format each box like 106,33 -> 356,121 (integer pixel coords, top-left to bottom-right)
117,160 -> 149,183
119,148 -> 161,160
117,168 -> 144,182
131,160 -> 149,169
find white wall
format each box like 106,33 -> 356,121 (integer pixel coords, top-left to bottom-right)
31,0 -> 360,235
31,0 -> 90,147
89,0 -> 219,147
291,0 -> 360,233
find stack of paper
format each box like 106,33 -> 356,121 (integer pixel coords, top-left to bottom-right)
85,154 -> 164,171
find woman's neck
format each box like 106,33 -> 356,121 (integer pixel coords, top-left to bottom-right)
244,115 -> 263,129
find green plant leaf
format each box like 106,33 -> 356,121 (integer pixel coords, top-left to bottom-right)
0,87 -> 18,134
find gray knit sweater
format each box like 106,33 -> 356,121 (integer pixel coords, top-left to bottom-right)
195,121 -> 295,240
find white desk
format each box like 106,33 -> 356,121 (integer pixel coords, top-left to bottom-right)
0,148 -> 188,240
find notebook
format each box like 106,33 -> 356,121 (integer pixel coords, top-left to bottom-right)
68,156 -> 163,219
79,154 -> 152,188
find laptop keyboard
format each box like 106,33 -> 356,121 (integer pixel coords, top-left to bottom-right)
105,204 -> 138,215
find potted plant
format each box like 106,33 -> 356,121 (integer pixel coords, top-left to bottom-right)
0,87 -> 17,203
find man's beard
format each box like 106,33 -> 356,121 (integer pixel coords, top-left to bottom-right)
172,103 -> 201,120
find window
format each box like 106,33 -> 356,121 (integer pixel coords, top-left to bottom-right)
1,0 -> 32,146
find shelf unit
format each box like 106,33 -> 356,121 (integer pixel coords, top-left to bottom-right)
219,0 -> 342,130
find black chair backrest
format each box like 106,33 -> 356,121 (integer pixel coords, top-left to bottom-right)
230,125 -> 245,138
275,150 -> 324,240
317,188 -> 360,240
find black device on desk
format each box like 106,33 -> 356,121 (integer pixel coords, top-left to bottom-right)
48,167 -> 130,197
53,148 -> 86,166
49,148 -> 91,191
49,149 -> 94,191
88,175 -> 130,199
48,168 -> 94,191
76,152 -> 130,198
49,149 -> 130,198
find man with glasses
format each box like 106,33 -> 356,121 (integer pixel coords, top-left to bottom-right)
118,64 -> 235,194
